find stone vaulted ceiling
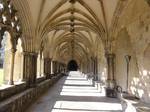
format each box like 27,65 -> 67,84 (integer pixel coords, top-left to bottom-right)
14,0 -> 150,64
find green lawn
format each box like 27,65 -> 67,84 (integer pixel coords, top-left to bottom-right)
0,69 -> 4,85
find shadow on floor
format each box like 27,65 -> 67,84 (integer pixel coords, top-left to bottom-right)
25,71 -> 122,112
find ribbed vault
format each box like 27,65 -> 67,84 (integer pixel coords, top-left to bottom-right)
12,0 -> 137,64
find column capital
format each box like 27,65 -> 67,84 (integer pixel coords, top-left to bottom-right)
23,51 -> 38,56
105,53 -> 115,59
10,48 -> 17,53
44,57 -> 51,60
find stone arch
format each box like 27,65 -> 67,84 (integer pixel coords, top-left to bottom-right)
114,28 -> 139,92
37,52 -> 41,78
37,51 -> 44,78
67,60 -> 78,71
3,31 -> 13,84
14,38 -> 23,82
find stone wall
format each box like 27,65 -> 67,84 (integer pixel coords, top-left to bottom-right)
0,74 -> 62,112
114,22 -> 150,103
113,0 -> 150,103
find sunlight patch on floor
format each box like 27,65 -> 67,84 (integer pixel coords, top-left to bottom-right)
60,85 -> 105,97
52,101 -> 122,112
61,72 -> 105,97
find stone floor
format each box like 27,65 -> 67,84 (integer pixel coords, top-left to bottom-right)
25,71 -> 122,112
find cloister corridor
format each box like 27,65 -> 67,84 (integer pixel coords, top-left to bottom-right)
26,72 -> 122,112
0,0 -> 150,112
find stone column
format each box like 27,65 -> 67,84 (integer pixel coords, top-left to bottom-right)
106,53 -> 115,81
56,62 -> 59,73
90,58 -> 93,73
105,53 -> 116,97
8,49 -> 16,85
91,57 -> 94,74
53,61 -> 57,74
59,63 -> 61,73
51,60 -> 54,74
39,53 -> 42,77
44,58 -> 50,79
49,58 -> 52,76
93,57 -> 98,81
23,52 -> 37,87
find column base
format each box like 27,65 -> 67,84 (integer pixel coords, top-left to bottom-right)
105,80 -> 117,98
8,80 -> 14,85
93,75 -> 98,81
106,80 -> 116,89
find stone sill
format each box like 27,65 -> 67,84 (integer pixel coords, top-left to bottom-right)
0,82 -> 26,101
119,93 -> 150,112
36,76 -> 46,83
0,73 -> 63,112
0,82 -> 25,90
0,73 -> 63,102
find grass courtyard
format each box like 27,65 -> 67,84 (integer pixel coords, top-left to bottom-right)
0,69 -> 4,85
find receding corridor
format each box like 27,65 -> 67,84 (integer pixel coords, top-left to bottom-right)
26,72 -> 122,112
0,0 -> 150,112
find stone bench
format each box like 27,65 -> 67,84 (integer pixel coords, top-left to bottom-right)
119,93 -> 150,112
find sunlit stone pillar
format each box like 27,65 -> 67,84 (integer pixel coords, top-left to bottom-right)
51,60 -> 54,74
8,48 -> 16,85
23,52 -> 37,87
39,53 -> 42,77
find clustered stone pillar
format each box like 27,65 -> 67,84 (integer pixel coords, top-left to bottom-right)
93,57 -> 98,81
105,53 -> 116,97
39,53 -> 42,77
89,57 -> 98,81
106,53 -> 115,82
57,62 -> 59,73
53,61 -> 57,74
8,48 -> 17,85
86,62 -> 90,73
59,63 -> 65,73
51,60 -> 54,74
44,58 -> 52,79
23,52 -> 37,87
90,57 -> 93,73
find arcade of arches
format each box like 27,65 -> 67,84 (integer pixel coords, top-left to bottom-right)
0,0 -> 150,112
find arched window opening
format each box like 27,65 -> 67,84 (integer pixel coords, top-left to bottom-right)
37,53 -> 40,78
0,33 -> 5,85
14,38 -> 23,82
41,53 -> 44,76
67,60 -> 78,71
1,31 -> 12,85
37,52 -> 44,78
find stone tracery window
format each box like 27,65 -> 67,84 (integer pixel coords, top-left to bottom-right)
14,38 -> 23,82
0,0 -> 22,86
0,31 -> 12,85
37,51 -> 44,78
